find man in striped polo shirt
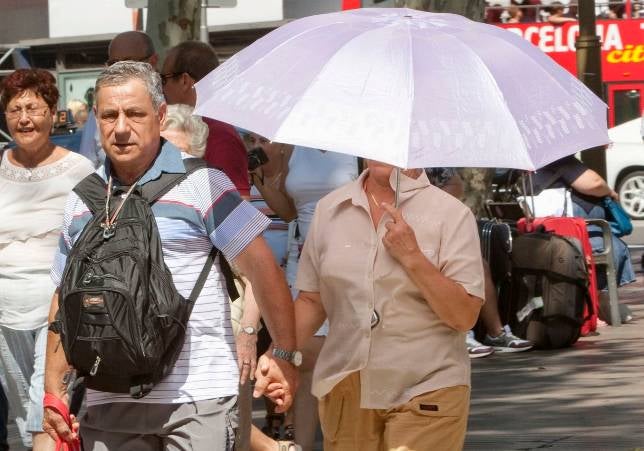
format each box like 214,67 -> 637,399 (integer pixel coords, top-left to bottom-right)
43,61 -> 298,451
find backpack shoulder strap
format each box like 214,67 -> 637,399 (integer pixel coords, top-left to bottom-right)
189,247 -> 218,303
142,157 -> 207,204
187,247 -> 240,303
73,173 -> 108,215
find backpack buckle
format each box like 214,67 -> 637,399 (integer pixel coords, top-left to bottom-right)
129,380 -> 154,399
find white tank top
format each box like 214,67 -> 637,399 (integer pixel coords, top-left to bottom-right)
285,147 -> 358,240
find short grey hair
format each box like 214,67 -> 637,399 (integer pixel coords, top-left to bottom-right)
162,104 -> 208,158
95,61 -> 164,111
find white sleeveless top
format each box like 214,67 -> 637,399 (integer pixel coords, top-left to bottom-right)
285,147 -> 358,240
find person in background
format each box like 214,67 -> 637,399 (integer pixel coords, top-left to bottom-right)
66,99 -> 89,128
531,155 -> 636,323
606,2 -> 625,19
547,2 -> 576,24
519,0 -> 542,23
0,69 -> 94,451
78,31 -> 159,168
161,103 -> 208,158
485,4 -> 504,23
249,134 -> 357,451
161,41 -> 250,198
425,168 -> 533,358
506,5 -> 523,23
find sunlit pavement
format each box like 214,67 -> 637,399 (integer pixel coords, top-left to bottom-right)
466,249 -> 644,450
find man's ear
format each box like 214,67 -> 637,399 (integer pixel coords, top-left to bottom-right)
157,101 -> 167,125
148,53 -> 159,70
182,72 -> 195,92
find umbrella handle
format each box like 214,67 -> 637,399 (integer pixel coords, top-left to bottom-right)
395,168 -> 400,208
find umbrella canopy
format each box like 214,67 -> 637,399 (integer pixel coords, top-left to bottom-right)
194,8 -> 609,170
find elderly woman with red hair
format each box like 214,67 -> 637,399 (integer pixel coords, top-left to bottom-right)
0,69 -> 93,450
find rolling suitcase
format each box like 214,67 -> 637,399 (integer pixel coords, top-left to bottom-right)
478,219 -> 513,286
517,217 -> 599,336
505,230 -> 590,348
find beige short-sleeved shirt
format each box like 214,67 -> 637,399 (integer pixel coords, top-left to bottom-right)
296,169 -> 485,409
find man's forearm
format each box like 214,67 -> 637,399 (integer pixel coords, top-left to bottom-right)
45,291 -> 72,401
239,277 -> 261,329
236,238 -> 296,351
404,253 -> 483,331
251,263 -> 296,350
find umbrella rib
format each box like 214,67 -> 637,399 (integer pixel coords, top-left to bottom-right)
426,26 -> 533,168
443,23 -> 606,169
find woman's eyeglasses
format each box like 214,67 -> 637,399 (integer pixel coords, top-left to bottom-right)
5,105 -> 49,120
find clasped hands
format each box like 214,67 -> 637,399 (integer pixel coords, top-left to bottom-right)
253,348 -> 299,413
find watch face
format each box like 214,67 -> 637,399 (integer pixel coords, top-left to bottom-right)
292,351 -> 303,367
243,326 -> 256,334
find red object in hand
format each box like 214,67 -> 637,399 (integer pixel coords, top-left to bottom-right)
43,393 -> 81,451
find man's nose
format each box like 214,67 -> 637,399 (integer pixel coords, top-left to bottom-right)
114,113 -> 129,135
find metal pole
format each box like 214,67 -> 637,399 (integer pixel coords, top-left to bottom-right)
395,168 -> 401,207
200,0 -> 209,44
576,0 -> 607,178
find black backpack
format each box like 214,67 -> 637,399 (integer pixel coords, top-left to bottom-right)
53,158 -> 228,398
503,231 -> 590,349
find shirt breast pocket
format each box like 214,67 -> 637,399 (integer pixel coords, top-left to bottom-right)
404,215 -> 441,266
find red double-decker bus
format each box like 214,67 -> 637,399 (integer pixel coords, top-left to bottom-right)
497,18 -> 644,127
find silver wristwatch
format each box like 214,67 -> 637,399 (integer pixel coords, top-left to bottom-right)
272,347 -> 303,367
240,325 -> 257,335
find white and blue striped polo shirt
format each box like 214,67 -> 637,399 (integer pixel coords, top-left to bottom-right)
51,142 -> 270,406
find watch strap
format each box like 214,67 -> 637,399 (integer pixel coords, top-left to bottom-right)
272,347 -> 295,362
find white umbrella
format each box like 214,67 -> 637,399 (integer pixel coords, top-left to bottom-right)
194,8 -> 609,170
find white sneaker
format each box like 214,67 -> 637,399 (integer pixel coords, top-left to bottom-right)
483,325 -> 533,353
466,330 -> 494,359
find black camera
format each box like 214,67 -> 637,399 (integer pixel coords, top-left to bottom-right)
248,147 -> 269,171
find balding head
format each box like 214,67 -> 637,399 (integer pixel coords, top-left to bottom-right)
108,31 -> 158,69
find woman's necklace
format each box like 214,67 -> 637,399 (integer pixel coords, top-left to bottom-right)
367,189 -> 380,207
364,180 -> 392,209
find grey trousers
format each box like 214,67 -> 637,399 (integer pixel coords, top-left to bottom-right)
0,325 -> 48,448
81,396 -> 238,451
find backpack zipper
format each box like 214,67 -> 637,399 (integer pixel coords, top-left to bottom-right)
90,355 -> 101,376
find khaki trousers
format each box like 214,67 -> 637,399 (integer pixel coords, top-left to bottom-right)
318,373 -> 470,451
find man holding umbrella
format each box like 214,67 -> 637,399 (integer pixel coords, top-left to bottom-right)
292,159 -> 485,450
